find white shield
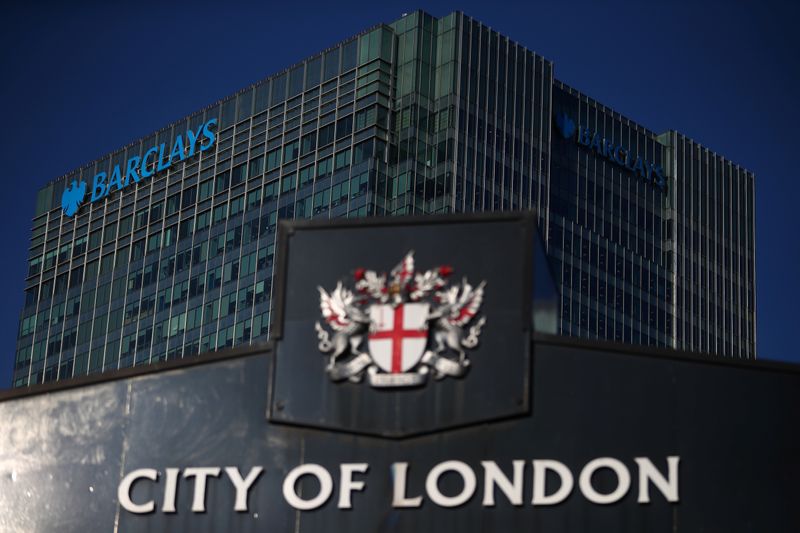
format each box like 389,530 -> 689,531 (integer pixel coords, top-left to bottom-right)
368,303 -> 429,373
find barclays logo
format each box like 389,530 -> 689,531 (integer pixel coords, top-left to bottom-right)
60,118 -> 217,217
553,111 -> 666,192
554,111 -> 576,140
61,180 -> 87,217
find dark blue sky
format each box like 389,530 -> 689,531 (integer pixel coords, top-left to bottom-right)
1,0 -> 797,388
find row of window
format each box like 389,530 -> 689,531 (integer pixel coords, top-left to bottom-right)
16,309 -> 271,387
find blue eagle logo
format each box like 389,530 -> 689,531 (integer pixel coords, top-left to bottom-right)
554,111 -> 576,139
61,180 -> 87,217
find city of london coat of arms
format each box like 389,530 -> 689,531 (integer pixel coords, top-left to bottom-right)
315,251 -> 487,388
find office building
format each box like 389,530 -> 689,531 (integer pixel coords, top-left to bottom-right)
12,10 -> 756,386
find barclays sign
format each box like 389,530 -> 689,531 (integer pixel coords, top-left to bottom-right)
61,118 -> 218,217
554,111 -> 666,191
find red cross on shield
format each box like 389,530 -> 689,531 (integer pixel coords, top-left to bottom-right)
368,303 -> 429,373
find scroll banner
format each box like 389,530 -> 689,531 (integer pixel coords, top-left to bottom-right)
422,350 -> 468,378
328,353 -> 372,381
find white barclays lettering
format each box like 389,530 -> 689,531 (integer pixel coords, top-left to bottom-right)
117,457 -> 679,515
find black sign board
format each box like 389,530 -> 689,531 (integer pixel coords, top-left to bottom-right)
0,215 -> 796,532
269,214 -> 548,436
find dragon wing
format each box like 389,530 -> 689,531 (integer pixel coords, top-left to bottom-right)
318,282 -> 353,331
355,270 -> 387,300
448,281 -> 486,327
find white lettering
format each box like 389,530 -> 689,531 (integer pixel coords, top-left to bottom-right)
183,467 -> 221,512
118,468 -> 158,514
162,468 -> 180,513
225,466 -> 264,512
579,457 -> 630,504
282,464 -> 333,510
635,456 -> 680,503
338,463 -> 369,509
425,460 -> 477,508
391,462 -> 423,508
115,456 -> 680,514
481,460 -> 524,506
532,460 -> 574,505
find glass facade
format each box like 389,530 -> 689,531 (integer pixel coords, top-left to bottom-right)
12,11 -> 756,387
549,83 -> 755,357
